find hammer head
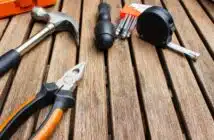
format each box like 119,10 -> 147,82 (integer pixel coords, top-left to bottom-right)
32,7 -> 80,45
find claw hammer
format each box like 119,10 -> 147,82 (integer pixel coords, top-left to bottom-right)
0,7 -> 79,76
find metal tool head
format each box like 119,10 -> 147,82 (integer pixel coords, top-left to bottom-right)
56,62 -> 86,91
32,6 -> 80,45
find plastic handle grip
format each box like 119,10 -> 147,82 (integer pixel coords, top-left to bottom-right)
0,49 -> 21,77
31,109 -> 64,140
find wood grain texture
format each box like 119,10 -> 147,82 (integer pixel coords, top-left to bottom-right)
131,31 -> 184,140
0,18 -> 9,39
161,0 -> 214,139
162,0 -> 214,112
73,0 -> 108,140
35,0 -> 81,139
107,0 -> 145,139
165,34 -> 214,140
123,0 -> 184,139
198,0 -> 214,21
0,2 -> 60,139
0,13 -> 31,108
180,0 -> 214,56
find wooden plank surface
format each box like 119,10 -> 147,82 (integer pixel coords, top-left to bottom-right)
123,0 -> 184,139
198,0 -> 214,21
0,0 -> 213,139
0,13 -> 31,108
161,0 -> 214,139
180,0 -> 214,56
35,0 -> 81,139
107,0 -> 145,139
0,2 -> 60,139
131,32 -> 184,140
73,0 -> 108,139
0,19 -> 9,40
162,0 -> 214,112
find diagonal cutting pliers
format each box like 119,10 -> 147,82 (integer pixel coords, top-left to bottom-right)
0,63 -> 86,140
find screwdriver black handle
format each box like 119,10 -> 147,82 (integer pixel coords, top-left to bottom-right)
98,2 -> 111,21
95,2 -> 115,50
0,49 -> 21,76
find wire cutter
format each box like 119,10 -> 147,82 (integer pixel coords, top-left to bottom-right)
0,63 -> 86,140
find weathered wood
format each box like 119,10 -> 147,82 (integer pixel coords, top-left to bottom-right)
132,31 -> 184,140
122,0 -> 184,139
0,2 -> 60,139
35,0 -> 81,139
73,0 -> 108,140
198,0 -> 214,21
162,0 -> 214,112
161,0 -> 214,139
180,0 -> 214,56
0,19 -> 9,39
0,13 -> 31,108
107,0 -> 145,139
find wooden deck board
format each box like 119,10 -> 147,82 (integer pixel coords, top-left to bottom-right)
73,0 -> 108,139
162,0 -> 214,139
124,0 -> 185,139
35,0 -> 81,139
107,0 -> 145,139
0,13 -> 32,109
162,0 -> 214,111
0,2 -> 60,139
0,19 -> 9,40
198,0 -> 214,21
0,0 -> 213,139
180,0 -> 214,56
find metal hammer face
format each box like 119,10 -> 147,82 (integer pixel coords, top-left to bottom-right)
31,7 -> 79,45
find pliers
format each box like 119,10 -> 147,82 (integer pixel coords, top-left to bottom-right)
0,63 -> 86,140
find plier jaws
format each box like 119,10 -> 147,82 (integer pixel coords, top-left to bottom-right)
56,62 -> 86,91
0,63 -> 86,140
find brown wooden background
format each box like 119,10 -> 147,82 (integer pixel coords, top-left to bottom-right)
0,0 -> 213,139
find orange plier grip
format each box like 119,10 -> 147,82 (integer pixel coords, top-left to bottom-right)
0,83 -> 58,139
0,83 -> 75,140
30,90 -> 75,140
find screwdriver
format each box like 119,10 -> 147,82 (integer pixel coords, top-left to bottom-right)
94,1 -> 115,50
137,6 -> 200,60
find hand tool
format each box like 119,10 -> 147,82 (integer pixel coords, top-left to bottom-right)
115,14 -> 128,36
137,6 -> 200,61
0,7 -> 79,77
0,63 -> 86,140
0,0 -> 56,19
120,15 -> 133,39
115,4 -> 151,39
127,17 -> 137,37
94,1 -> 115,50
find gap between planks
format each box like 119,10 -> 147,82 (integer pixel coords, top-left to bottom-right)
178,0 -> 214,59
0,13 -> 34,114
126,0 -> 185,139
160,0 -> 214,139
0,1 -> 62,139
